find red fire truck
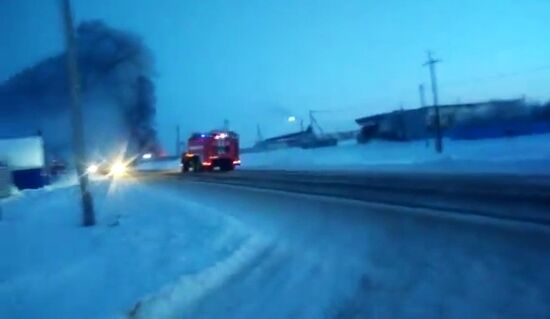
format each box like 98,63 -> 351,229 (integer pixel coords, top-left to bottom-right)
181,131 -> 240,172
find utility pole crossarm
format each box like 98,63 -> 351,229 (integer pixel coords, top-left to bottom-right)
423,52 -> 441,67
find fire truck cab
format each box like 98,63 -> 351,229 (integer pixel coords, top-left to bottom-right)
181,131 -> 240,172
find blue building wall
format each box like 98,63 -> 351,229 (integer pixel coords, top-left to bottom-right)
448,121 -> 550,140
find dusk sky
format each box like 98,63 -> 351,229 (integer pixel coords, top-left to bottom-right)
1,0 -> 549,146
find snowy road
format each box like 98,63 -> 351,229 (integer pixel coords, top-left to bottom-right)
139,169 -> 550,225
134,170 -> 550,318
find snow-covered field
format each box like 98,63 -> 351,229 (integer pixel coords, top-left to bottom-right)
242,134 -> 550,174
0,179 -> 268,319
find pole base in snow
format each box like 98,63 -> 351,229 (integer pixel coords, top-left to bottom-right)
81,191 -> 95,227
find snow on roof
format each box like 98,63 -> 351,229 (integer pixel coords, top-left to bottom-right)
0,135 -> 45,169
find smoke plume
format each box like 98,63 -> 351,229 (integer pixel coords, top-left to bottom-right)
0,20 -> 158,161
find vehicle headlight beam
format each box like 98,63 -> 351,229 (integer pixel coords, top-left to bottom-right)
86,164 -> 99,174
110,161 -> 127,177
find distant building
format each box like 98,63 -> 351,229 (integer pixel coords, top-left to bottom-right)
257,127 -> 315,149
355,108 -> 428,142
250,125 -> 339,152
426,99 -> 528,129
355,99 -> 535,142
0,134 -> 48,190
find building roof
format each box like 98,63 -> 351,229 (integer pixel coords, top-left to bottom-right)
354,99 -> 524,126
262,126 -> 313,143
0,131 -> 42,140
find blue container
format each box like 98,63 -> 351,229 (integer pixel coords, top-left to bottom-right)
12,168 -> 48,190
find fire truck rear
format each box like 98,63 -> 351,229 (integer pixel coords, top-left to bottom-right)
181,131 -> 240,172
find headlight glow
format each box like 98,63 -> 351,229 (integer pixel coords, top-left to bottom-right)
110,161 -> 127,177
142,153 -> 152,160
87,164 -> 99,174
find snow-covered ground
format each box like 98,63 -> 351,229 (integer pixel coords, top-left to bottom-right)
0,179 -> 268,319
242,134 -> 550,174
1,172 -> 549,318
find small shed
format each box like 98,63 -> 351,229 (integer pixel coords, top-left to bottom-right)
0,135 -> 48,190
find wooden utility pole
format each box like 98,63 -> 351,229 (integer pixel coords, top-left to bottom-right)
61,0 -> 95,226
256,124 -> 263,142
419,84 -> 427,108
424,51 -> 443,153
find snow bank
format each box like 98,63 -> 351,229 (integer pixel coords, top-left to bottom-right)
242,133 -> 550,174
136,159 -> 180,171
0,180 -> 264,319
130,236 -> 270,319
